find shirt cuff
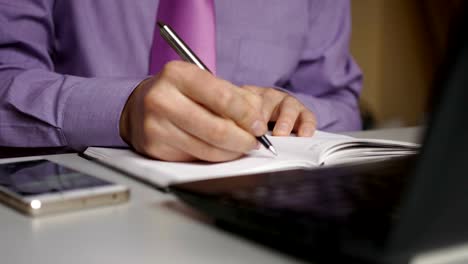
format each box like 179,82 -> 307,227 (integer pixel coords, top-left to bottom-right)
62,77 -> 143,150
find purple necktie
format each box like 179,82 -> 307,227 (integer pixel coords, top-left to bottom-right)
149,0 -> 217,75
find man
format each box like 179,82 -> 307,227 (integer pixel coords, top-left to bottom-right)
0,0 -> 362,162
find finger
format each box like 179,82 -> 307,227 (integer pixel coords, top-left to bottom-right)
241,85 -> 270,121
146,84 -> 258,153
238,88 -> 264,121
272,96 -> 301,136
161,62 -> 267,136
240,86 -> 285,122
258,88 -> 284,122
143,142 -> 196,162
168,121 -> 244,162
145,118 -> 243,162
295,110 -> 317,137
132,119 -> 196,162
240,85 -> 263,95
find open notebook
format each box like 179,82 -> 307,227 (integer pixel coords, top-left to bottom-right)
83,131 -> 419,188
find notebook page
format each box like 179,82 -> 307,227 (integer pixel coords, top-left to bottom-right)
85,146 -> 314,186
271,131 -> 419,165
84,131 -> 354,187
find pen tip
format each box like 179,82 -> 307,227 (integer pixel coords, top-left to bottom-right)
269,146 -> 278,156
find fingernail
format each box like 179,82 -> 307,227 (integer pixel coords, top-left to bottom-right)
251,120 -> 265,136
301,127 -> 313,137
276,122 -> 289,134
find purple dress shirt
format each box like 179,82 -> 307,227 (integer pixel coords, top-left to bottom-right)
0,0 -> 362,150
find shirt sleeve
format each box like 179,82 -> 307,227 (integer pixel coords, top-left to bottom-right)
0,0 -> 143,150
282,0 -> 363,132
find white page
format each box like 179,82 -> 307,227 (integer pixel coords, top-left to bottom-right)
85,141 -> 319,186
84,131 -> 419,187
84,131 -> 353,186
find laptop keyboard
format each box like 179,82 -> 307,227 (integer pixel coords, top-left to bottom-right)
226,169 -> 358,220
216,158 -> 413,223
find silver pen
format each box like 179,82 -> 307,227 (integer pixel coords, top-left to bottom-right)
157,21 -> 278,156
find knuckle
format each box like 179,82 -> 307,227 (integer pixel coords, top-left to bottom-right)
161,61 -> 183,75
272,87 -> 285,96
163,61 -> 203,82
240,85 -> 257,94
215,85 -> 234,110
159,61 -> 186,83
245,91 -> 262,105
283,94 -> 297,104
262,86 -> 274,93
263,87 -> 281,98
266,92 -> 283,106
145,91 -> 171,114
239,106 -> 255,124
160,64 -> 174,79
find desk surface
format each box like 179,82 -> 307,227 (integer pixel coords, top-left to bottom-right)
1,127 -> 467,264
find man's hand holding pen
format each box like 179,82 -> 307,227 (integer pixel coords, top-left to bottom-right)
120,61 -> 316,162
120,61 -> 266,162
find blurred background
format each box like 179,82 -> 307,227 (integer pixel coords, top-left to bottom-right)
350,0 -> 463,129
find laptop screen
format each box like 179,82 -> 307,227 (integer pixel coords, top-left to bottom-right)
389,10 -> 468,253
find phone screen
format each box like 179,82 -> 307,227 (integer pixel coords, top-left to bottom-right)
0,159 -> 113,198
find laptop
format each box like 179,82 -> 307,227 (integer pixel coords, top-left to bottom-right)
169,13 -> 468,264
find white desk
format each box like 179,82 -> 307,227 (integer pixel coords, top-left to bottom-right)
0,127 -> 467,264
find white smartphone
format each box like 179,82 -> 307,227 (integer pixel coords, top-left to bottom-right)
0,159 -> 129,216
